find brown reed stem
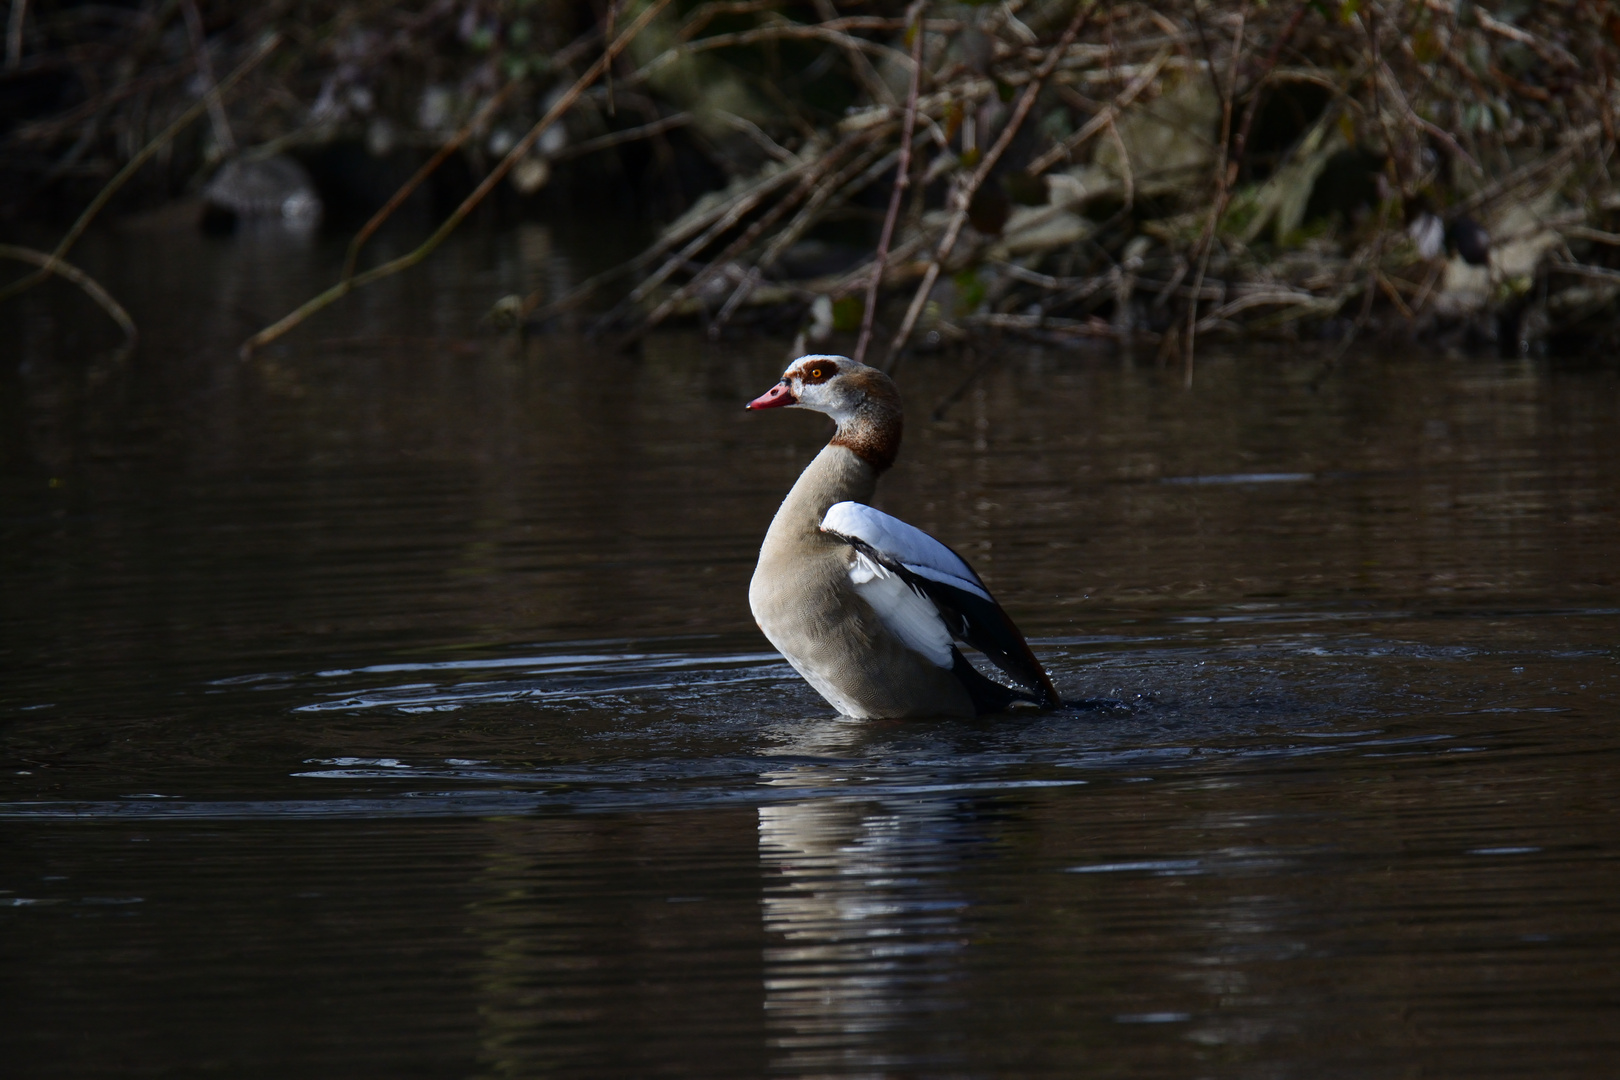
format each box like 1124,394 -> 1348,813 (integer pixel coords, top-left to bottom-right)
640,137 -> 871,332
180,0 -> 235,155
620,165 -> 809,311
1228,0 -> 1307,183
342,77 -> 525,283
1182,3 -> 1247,388
518,154 -> 803,325
706,134 -> 898,335
854,0 -> 926,366
1028,46 -> 1168,175
240,0 -> 674,360
0,32 -> 280,305
0,243 -> 137,350
884,0 -> 1095,370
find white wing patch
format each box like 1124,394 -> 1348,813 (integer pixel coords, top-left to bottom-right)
846,550 -> 954,669
822,501 -> 999,670
821,501 -> 991,601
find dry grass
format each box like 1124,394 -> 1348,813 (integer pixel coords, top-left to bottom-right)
3,1 -> 1617,363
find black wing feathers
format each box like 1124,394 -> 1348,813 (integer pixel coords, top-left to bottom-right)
839,535 -> 1060,710
950,648 -> 1033,713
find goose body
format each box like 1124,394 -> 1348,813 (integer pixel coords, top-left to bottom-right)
746,355 -> 1058,719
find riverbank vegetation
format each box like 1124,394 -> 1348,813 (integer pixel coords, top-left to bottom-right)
3,0 -> 1617,368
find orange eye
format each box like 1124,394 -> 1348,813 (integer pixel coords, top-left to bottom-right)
809,367 -> 823,380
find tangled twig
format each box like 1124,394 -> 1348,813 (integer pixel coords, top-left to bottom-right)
854,0 -> 926,365
0,243 -> 137,352
0,33 -> 281,306
240,0 -> 675,359
884,0 -> 1097,369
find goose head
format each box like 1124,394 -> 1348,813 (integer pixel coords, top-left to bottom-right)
746,354 -> 903,471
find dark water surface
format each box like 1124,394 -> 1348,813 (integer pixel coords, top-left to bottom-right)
4,223 -> 1620,1077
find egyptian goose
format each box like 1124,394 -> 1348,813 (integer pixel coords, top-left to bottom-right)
746,354 -> 1059,718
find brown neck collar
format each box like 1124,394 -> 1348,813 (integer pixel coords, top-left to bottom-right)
830,402 -> 902,473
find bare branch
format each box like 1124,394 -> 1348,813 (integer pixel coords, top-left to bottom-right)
0,243 -> 137,350
885,0 -> 1098,368
241,0 -> 675,359
854,0 -> 926,365
0,33 -> 281,304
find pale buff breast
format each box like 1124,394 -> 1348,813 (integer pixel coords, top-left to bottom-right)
748,446 -> 976,719
750,545 -> 976,718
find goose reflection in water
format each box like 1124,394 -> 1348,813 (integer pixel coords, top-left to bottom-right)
758,725 -> 978,1074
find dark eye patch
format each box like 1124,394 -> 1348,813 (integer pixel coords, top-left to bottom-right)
802,360 -> 838,383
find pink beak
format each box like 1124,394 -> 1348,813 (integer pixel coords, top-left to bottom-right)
746,381 -> 795,410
